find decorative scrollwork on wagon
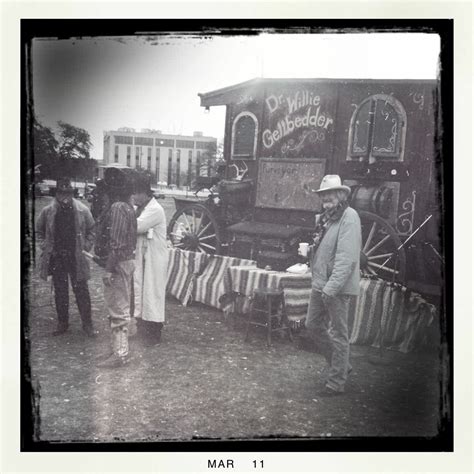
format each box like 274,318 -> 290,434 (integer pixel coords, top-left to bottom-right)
281,129 -> 325,155
396,191 -> 416,236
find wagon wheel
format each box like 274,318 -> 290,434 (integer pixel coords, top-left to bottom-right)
359,210 -> 406,283
167,203 -> 221,254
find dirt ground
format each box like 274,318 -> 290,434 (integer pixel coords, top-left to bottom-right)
25,197 -> 443,442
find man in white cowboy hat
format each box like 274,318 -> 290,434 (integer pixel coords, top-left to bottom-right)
303,174 -> 361,396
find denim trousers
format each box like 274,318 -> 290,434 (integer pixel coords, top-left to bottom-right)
103,260 -> 135,329
305,288 -> 352,392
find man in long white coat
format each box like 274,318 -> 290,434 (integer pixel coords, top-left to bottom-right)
132,173 -> 169,346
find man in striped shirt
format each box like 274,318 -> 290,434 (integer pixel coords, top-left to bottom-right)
94,168 -> 137,368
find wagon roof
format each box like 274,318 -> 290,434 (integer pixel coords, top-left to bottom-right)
198,77 -> 437,107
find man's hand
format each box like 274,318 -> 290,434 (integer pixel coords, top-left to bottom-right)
321,291 -> 332,305
102,271 -> 114,285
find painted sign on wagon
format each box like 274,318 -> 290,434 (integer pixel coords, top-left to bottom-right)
260,83 -> 337,158
256,158 -> 326,211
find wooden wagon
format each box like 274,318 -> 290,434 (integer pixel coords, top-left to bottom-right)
167,78 -> 442,297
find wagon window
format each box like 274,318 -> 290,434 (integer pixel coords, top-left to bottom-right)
350,100 -> 372,156
348,94 -> 406,162
231,112 -> 258,160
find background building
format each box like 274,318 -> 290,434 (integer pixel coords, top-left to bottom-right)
103,128 -> 217,187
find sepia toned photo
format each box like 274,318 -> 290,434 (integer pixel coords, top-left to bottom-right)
21,20 -> 452,450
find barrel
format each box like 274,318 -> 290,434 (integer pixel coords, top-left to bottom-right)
218,178 -> 254,206
350,184 -> 393,219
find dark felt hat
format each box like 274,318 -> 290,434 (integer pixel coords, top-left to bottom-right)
104,167 -> 129,189
56,177 -> 74,193
134,171 -> 153,194
103,167 -> 136,194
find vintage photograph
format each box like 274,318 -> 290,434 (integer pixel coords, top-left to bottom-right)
22,21 -> 451,448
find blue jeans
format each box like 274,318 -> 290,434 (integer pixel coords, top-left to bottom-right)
103,260 -> 135,329
305,289 -> 352,392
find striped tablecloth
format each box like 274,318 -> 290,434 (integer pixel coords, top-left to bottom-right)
165,248 -> 256,308
222,265 -> 312,323
166,249 -> 210,306
349,280 -> 437,353
194,255 -> 256,309
221,266 -> 436,353
165,249 -> 437,353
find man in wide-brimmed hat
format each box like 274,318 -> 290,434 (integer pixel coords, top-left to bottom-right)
36,177 -> 97,337
131,171 -> 169,346
94,167 -> 137,368
303,175 -> 361,396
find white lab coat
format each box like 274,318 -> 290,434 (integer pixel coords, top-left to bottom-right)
133,197 -> 169,323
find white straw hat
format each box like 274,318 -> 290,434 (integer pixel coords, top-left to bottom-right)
313,175 -> 351,195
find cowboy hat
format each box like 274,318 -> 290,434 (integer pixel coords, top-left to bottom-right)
313,175 -> 351,195
133,171 -> 153,195
103,167 -> 136,191
56,177 -> 74,193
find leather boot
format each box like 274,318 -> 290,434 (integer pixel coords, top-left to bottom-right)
83,324 -> 98,338
117,326 -> 129,357
95,331 -> 115,362
143,321 -> 162,347
52,322 -> 69,336
97,327 -> 130,368
128,317 -> 138,338
132,318 -> 146,340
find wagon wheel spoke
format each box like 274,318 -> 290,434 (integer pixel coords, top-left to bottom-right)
199,242 -> 217,252
368,261 -> 399,275
197,220 -> 212,237
363,222 -> 377,252
367,267 -> 378,276
367,252 -> 393,261
365,234 -> 390,257
169,232 -> 184,239
190,209 -> 202,233
168,203 -> 221,255
194,213 -> 204,235
359,210 -> 406,283
182,212 -> 192,231
199,233 -> 216,242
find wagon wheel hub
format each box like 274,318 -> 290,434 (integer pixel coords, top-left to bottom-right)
181,232 -> 200,250
360,251 -> 368,269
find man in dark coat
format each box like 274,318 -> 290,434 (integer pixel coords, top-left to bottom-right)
304,175 -> 362,396
36,177 -> 97,337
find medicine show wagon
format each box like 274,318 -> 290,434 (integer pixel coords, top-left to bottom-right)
167,78 -> 443,298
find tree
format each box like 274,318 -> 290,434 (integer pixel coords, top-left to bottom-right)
201,140 -> 224,177
57,121 -> 92,160
32,118 -> 59,179
31,118 -> 97,181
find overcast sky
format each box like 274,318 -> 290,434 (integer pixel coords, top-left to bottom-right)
32,32 -> 440,160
